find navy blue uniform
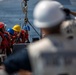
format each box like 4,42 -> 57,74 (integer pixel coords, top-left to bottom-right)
3,49 -> 32,74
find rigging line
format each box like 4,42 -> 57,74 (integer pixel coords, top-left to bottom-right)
21,0 -> 28,16
21,0 -> 41,38
28,20 -> 41,38
21,0 -> 28,26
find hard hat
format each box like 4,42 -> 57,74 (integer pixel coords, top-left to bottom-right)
7,28 -> 14,35
47,0 -> 64,8
23,25 -> 30,31
33,1 -> 65,28
0,22 -> 4,29
12,24 -> 21,32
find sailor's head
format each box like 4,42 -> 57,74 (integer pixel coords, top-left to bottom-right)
33,0 -> 65,36
12,24 -> 21,35
0,22 -> 5,32
12,24 -> 21,33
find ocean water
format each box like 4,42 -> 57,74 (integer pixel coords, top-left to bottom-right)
0,0 -> 76,40
0,0 -> 40,41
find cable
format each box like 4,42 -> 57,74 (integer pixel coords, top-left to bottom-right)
21,0 -> 41,38
28,20 -> 41,38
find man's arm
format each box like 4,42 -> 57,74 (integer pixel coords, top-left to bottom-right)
70,11 -> 76,16
62,8 -> 76,16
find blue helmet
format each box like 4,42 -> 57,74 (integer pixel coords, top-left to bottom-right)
23,25 -> 30,31
7,28 -> 14,35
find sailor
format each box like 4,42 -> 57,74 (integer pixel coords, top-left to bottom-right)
7,28 -> 14,49
19,29 -> 26,43
28,1 -> 76,75
1,49 -> 32,75
0,22 -> 11,56
23,25 -> 30,43
12,24 -> 21,43
12,24 -> 25,43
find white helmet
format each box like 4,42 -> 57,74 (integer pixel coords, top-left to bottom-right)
33,1 -> 65,28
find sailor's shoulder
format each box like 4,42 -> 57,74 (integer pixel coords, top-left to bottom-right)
28,37 -> 53,55
28,37 -> 51,49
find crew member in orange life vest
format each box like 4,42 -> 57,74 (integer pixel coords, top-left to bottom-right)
20,29 -> 26,43
23,25 -> 30,43
0,22 -> 11,56
7,28 -> 15,50
12,24 -> 25,43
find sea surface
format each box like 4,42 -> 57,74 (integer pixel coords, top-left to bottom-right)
0,0 -> 76,41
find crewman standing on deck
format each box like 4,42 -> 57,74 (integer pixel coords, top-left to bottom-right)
28,1 -> 76,75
